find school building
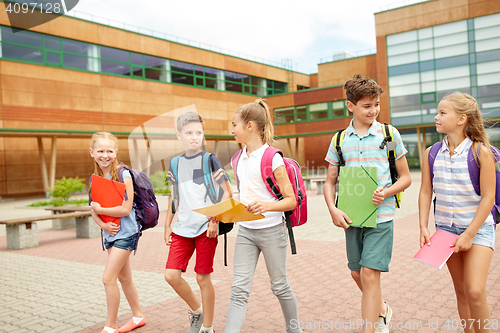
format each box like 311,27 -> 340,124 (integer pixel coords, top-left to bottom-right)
0,0 -> 499,197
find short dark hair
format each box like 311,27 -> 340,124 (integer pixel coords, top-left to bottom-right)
344,74 -> 383,105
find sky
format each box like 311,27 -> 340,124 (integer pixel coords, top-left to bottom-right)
70,0 -> 419,74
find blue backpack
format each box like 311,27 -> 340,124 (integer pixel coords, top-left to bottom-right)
170,152 -> 233,265
428,141 -> 500,224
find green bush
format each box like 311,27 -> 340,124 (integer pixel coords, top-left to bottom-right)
149,170 -> 171,194
50,176 -> 86,202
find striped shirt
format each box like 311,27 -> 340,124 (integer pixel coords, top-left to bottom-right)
433,137 -> 494,227
325,120 -> 407,223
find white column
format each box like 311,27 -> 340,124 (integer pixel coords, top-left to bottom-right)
216,70 -> 225,91
87,45 -> 99,72
160,59 -> 171,83
258,78 -> 267,96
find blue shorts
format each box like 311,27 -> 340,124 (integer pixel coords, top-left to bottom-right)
104,233 -> 138,251
436,223 -> 495,250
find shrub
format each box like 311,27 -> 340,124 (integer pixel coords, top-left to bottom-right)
149,170 -> 171,194
50,176 -> 86,202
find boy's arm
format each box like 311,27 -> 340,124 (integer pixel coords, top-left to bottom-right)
324,163 -> 351,229
91,177 -> 134,217
164,186 -> 175,245
452,145 -> 495,252
221,179 -> 232,200
418,148 -> 433,247
376,155 -> 412,201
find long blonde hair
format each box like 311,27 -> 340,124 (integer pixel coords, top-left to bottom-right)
236,98 -> 274,145
443,91 -> 494,164
90,132 -> 120,182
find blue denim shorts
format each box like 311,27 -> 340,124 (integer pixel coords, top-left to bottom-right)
436,223 -> 495,250
104,233 -> 138,251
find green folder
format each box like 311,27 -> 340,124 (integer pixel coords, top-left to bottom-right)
337,166 -> 378,228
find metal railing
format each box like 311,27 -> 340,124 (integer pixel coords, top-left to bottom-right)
319,48 -> 377,64
377,0 -> 432,12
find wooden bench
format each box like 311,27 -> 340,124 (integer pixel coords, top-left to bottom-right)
0,211 -> 93,250
45,206 -> 100,240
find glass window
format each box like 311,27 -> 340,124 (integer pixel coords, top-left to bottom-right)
474,13 -> 500,29
225,71 -> 243,82
101,60 -> 130,75
63,39 -> 93,56
388,63 -> 419,76
44,35 -> 61,51
479,95 -> 500,109
296,106 -> 307,121
389,72 -> 420,86
225,81 -> 243,93
388,53 -> 418,67
475,26 -> 500,41
435,65 -> 469,80
100,46 -> 129,63
418,27 -> 433,39
433,32 -> 468,48
419,49 -> 434,62
475,38 -> 500,53
476,50 -> 500,63
64,54 -> 89,70
418,39 -> 433,51
433,21 -> 467,36
420,70 -> 435,82
390,94 -> 421,107
171,72 -> 194,85
389,83 -> 420,97
274,107 -> 294,124
436,77 -> 470,91
477,60 -> 500,74
387,41 -> 418,56
422,93 -> 436,103
131,52 -> 143,65
145,68 -> 162,81
171,60 -> 193,75
132,67 -> 143,77
273,81 -> 287,93
332,101 -> 345,117
45,51 -> 60,65
421,81 -> 436,93
144,55 -> 166,67
387,30 -> 417,46
1,27 -> 42,47
309,102 -> 328,120
435,55 -> 468,69
391,105 -> 422,117
420,60 -> 435,71
2,44 -> 42,62
434,44 -> 468,59
478,73 -> 500,86
478,83 -> 500,97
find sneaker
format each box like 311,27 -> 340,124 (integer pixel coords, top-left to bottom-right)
375,303 -> 392,333
200,330 -> 215,333
117,317 -> 146,333
188,311 -> 203,333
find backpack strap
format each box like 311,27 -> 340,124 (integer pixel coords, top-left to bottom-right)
428,141 -> 443,185
260,146 -> 297,255
381,123 -> 400,208
261,146 -> 283,201
201,152 -> 218,203
231,149 -> 244,192
170,156 -> 180,214
333,129 -> 346,166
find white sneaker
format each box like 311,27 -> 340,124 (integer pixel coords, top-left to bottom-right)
375,303 -> 392,333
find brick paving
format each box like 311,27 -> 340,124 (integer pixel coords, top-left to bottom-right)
1,171 -> 500,332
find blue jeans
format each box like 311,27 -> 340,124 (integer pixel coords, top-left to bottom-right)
437,223 -> 495,250
225,223 -> 302,333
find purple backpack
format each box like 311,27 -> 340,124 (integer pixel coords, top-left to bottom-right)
231,147 -> 307,254
428,141 -> 500,224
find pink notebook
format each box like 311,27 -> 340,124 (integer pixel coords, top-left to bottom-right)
414,229 -> 459,269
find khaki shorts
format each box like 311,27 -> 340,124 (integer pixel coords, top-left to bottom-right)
345,220 -> 393,272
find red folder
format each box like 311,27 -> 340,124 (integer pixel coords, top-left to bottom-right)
90,174 -> 126,225
413,229 -> 459,269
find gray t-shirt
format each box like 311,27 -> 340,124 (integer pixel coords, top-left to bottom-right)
168,151 -> 228,237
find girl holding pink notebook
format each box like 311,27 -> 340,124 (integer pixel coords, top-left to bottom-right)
419,92 -> 496,333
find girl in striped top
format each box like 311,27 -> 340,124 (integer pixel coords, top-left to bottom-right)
419,92 -> 496,333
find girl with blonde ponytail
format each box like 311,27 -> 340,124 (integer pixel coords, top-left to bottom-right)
419,92 -> 496,333
89,132 -> 145,333
223,99 -> 302,332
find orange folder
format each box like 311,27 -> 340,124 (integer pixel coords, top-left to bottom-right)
90,174 -> 126,225
192,198 -> 265,223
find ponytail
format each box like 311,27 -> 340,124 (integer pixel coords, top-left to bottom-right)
237,98 -> 274,145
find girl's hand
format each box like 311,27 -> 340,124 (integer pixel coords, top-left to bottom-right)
103,222 -> 120,236
90,202 -> 102,214
419,227 -> 431,248
329,207 -> 351,229
451,232 -> 474,253
207,220 -> 218,238
164,227 -> 173,246
208,216 -> 220,224
372,187 -> 385,205
246,201 -> 270,215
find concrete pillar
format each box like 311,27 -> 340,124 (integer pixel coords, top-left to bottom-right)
75,216 -> 101,238
52,217 -> 76,230
6,223 -> 38,250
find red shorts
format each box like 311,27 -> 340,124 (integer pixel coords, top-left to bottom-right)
166,231 -> 218,275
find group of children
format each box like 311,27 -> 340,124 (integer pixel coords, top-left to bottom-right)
89,74 -> 496,333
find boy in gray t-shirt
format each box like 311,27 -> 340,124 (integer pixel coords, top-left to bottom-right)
164,111 -> 230,333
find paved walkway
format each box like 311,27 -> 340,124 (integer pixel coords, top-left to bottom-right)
1,171 -> 500,332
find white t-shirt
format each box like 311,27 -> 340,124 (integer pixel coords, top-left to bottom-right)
237,144 -> 285,229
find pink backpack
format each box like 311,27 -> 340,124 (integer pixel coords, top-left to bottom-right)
231,146 -> 308,254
